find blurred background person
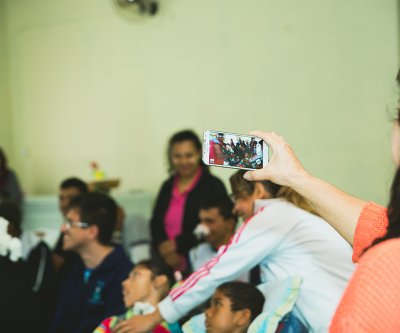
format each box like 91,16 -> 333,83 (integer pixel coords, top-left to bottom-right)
95,259 -> 178,333
150,130 -> 227,272
49,192 -> 133,333
0,147 -> 23,206
190,194 -> 260,284
189,194 -> 237,271
0,200 -> 27,333
205,281 -> 265,333
53,177 -> 89,274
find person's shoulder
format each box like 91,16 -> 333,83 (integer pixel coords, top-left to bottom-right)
5,169 -> 18,180
159,176 -> 175,190
257,198 -> 295,213
257,199 -> 324,226
351,239 -> 400,303
191,242 -> 214,254
163,174 -> 175,184
58,256 -> 84,288
115,244 -> 132,260
355,239 -> 400,280
6,168 -> 15,175
269,199 -> 319,217
107,245 -> 133,271
201,170 -> 225,186
202,170 -> 219,180
362,238 -> 400,264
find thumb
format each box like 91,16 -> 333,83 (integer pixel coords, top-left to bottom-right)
243,169 -> 269,182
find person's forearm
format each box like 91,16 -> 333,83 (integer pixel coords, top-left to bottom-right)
291,171 -> 367,245
113,307 -> 163,333
244,131 -> 369,246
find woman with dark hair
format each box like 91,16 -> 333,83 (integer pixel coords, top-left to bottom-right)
244,70 -> 400,331
0,148 -> 23,205
150,130 -> 227,271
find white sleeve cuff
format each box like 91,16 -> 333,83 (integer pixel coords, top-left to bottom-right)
158,296 -> 185,323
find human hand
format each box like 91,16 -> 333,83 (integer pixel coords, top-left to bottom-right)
158,239 -> 176,257
243,131 -> 308,187
164,251 -> 183,269
52,253 -> 66,272
113,310 -> 161,333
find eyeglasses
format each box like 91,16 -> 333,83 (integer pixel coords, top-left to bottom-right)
63,218 -> 90,230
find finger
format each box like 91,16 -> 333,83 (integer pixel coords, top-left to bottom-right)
113,324 -> 122,333
250,131 -> 281,144
114,325 -> 130,333
114,327 -> 129,333
113,321 -> 128,333
249,131 -> 283,151
243,168 -> 271,182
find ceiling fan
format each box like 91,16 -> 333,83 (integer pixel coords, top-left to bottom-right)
113,0 -> 159,20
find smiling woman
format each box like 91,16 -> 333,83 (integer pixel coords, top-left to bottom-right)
150,130 -> 227,273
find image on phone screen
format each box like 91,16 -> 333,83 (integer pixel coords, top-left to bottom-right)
203,131 -> 267,170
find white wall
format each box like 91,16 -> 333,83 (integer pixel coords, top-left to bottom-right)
3,0 -> 400,204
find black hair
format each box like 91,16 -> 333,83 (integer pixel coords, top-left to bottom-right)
68,192 -> 117,245
370,69 -> 400,248
167,130 -> 206,174
135,259 -> 176,288
0,147 -> 7,169
60,177 -> 88,194
0,148 -> 9,187
396,68 -> 400,86
230,170 -> 281,198
217,281 -> 265,323
199,194 -> 237,222
0,199 -> 22,236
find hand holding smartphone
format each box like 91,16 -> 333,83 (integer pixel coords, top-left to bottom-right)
202,130 -> 269,171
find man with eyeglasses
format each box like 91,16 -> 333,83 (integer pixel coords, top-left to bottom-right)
49,192 -> 133,333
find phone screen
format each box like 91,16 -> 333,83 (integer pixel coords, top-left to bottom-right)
204,131 -> 267,170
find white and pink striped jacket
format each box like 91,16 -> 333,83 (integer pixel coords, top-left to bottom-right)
158,199 -> 354,333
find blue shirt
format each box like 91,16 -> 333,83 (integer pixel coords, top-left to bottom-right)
49,245 -> 133,333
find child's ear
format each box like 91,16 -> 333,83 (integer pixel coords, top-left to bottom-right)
254,182 -> 271,199
234,308 -> 252,328
88,224 -> 99,240
154,275 -> 168,290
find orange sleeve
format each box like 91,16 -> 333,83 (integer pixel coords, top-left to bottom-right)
330,239 -> 400,332
352,202 -> 388,263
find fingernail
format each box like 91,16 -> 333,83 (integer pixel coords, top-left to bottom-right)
243,172 -> 250,180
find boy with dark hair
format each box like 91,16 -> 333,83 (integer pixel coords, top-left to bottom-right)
205,281 -> 265,333
95,259 -> 178,333
189,195 -> 237,271
49,193 -> 133,333
59,177 -> 89,217
190,194 -> 261,284
199,194 -> 236,221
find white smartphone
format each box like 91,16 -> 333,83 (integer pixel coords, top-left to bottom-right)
202,130 -> 269,171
